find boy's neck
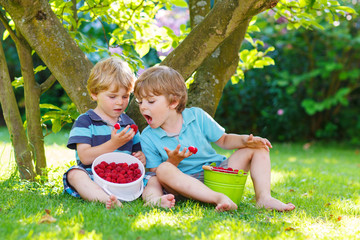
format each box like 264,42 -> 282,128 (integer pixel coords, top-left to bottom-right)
161,112 -> 183,135
93,108 -> 120,126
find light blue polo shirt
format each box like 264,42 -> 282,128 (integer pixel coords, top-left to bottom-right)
140,107 -> 226,175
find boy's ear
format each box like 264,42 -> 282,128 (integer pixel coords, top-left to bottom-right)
169,98 -> 179,110
90,92 -> 98,101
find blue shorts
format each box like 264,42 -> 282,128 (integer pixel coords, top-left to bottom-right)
63,165 -> 93,198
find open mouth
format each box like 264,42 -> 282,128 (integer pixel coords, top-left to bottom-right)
143,114 -> 152,124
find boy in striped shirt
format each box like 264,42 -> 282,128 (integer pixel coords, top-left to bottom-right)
63,57 -> 175,209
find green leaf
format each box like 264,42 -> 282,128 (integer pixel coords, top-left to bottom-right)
52,118 -> 62,133
12,76 -> 24,89
134,42 -> 150,58
170,0 -> 188,8
40,104 -> 62,111
34,65 -> 47,74
2,30 -> 9,40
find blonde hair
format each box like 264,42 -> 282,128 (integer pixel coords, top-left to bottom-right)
134,66 -> 187,113
87,57 -> 135,95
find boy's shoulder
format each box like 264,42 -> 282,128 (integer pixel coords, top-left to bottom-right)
120,112 -> 135,125
183,107 -> 207,120
74,110 -> 93,122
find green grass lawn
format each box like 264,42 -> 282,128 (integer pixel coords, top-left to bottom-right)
0,127 -> 359,239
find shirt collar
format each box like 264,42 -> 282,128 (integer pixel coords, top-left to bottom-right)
87,109 -> 126,125
155,108 -> 196,138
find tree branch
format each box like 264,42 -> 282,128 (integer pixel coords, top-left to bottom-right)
0,12 -> 19,44
40,74 -> 57,94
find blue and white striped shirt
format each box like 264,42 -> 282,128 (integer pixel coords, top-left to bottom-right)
67,109 -> 141,167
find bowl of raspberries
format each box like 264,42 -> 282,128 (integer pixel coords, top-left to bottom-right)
92,152 -> 145,202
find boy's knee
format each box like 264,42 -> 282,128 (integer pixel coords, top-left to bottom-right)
156,162 -> 176,181
66,169 -> 86,183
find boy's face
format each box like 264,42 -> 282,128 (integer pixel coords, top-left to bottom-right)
137,94 -> 178,129
91,85 -> 131,121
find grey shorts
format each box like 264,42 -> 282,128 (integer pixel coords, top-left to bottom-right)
143,159 -> 229,196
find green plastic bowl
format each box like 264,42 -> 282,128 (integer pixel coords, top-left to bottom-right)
203,167 -> 248,205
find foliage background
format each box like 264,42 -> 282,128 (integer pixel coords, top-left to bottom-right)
215,2 -> 360,143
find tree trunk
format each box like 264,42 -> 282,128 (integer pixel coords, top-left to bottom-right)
0,0 -> 95,114
0,39 -> 35,180
187,0 -> 250,116
15,30 -> 47,177
161,0 -> 278,80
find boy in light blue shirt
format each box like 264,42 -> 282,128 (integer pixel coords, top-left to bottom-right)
135,66 -> 296,212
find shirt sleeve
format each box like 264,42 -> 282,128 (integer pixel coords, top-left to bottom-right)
67,114 -> 93,150
195,107 -> 225,142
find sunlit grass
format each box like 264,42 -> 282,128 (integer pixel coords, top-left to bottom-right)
0,127 -> 359,239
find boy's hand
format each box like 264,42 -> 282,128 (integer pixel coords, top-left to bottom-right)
245,134 -> 272,151
164,144 -> 193,167
111,125 -> 135,147
132,151 -> 146,166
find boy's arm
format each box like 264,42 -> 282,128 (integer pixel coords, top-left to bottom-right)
215,133 -> 272,152
146,144 -> 193,172
77,126 -> 135,165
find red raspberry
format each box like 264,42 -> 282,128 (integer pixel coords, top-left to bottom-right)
188,146 -> 198,154
131,163 -> 139,169
114,123 -> 120,130
130,124 -> 138,133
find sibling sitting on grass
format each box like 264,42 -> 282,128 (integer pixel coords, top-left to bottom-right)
62,57 -> 174,209
134,65 -> 296,212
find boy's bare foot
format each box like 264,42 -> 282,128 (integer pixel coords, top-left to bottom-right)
106,195 -> 122,209
256,196 -> 295,212
160,194 -> 176,208
144,194 -> 176,209
215,195 -> 238,212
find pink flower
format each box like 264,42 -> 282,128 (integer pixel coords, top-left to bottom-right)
277,109 -> 284,116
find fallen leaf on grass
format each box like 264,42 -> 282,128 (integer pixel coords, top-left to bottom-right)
285,227 -> 296,231
337,216 -> 342,221
289,189 -> 295,192
301,193 -> 308,197
38,209 -> 57,224
303,142 -> 312,150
